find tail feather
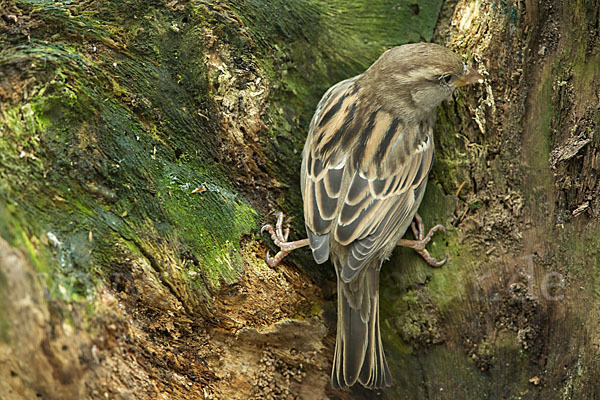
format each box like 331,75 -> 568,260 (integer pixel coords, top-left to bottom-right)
331,267 -> 392,389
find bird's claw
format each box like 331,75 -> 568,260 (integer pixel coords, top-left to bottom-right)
398,213 -> 447,268
261,212 -> 310,267
260,224 -> 271,235
265,249 -> 290,267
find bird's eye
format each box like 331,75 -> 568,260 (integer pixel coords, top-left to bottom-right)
439,74 -> 453,84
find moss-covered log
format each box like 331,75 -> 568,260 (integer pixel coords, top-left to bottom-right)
1,0 -> 599,399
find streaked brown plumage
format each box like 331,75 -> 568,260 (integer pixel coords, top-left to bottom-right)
262,43 -> 482,389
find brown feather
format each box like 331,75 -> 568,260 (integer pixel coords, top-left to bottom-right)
299,42 -> 473,390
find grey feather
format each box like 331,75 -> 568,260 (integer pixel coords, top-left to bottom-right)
308,230 -> 330,264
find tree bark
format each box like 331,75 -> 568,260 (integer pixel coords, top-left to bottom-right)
1,0 -> 599,399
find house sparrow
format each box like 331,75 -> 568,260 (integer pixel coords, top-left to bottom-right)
262,43 -> 482,389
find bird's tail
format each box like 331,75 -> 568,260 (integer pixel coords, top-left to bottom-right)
331,266 -> 392,389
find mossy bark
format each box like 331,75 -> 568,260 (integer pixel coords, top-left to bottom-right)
1,0 -> 599,399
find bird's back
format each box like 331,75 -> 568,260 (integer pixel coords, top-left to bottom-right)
301,76 -> 435,276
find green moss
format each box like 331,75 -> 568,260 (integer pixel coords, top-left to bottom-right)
381,340 -> 489,399
557,225 -> 600,294
526,71 -> 553,201
0,309 -> 9,344
156,171 -> 258,287
0,0 -> 265,310
432,97 -> 466,192
380,182 -> 475,308
0,266 -> 9,343
310,302 -> 322,316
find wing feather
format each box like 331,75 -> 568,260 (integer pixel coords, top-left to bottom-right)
315,179 -> 338,220
301,75 -> 434,273
323,166 -> 344,198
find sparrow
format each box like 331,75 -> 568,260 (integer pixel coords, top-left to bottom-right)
262,43 -> 482,389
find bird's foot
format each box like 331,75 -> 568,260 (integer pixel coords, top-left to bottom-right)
397,213 -> 447,267
261,212 -> 310,267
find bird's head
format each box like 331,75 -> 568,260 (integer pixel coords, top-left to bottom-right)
358,43 -> 482,122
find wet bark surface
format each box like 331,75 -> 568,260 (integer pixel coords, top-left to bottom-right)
1,0 -> 600,399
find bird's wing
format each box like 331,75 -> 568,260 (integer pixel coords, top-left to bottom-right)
334,117 -> 433,282
303,78 -> 434,276
301,76 -> 359,263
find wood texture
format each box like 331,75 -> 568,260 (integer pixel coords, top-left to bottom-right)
1,0 -> 599,399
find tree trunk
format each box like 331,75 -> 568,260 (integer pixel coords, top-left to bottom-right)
1,0 -> 599,399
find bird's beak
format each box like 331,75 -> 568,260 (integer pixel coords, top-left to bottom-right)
455,65 -> 483,87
